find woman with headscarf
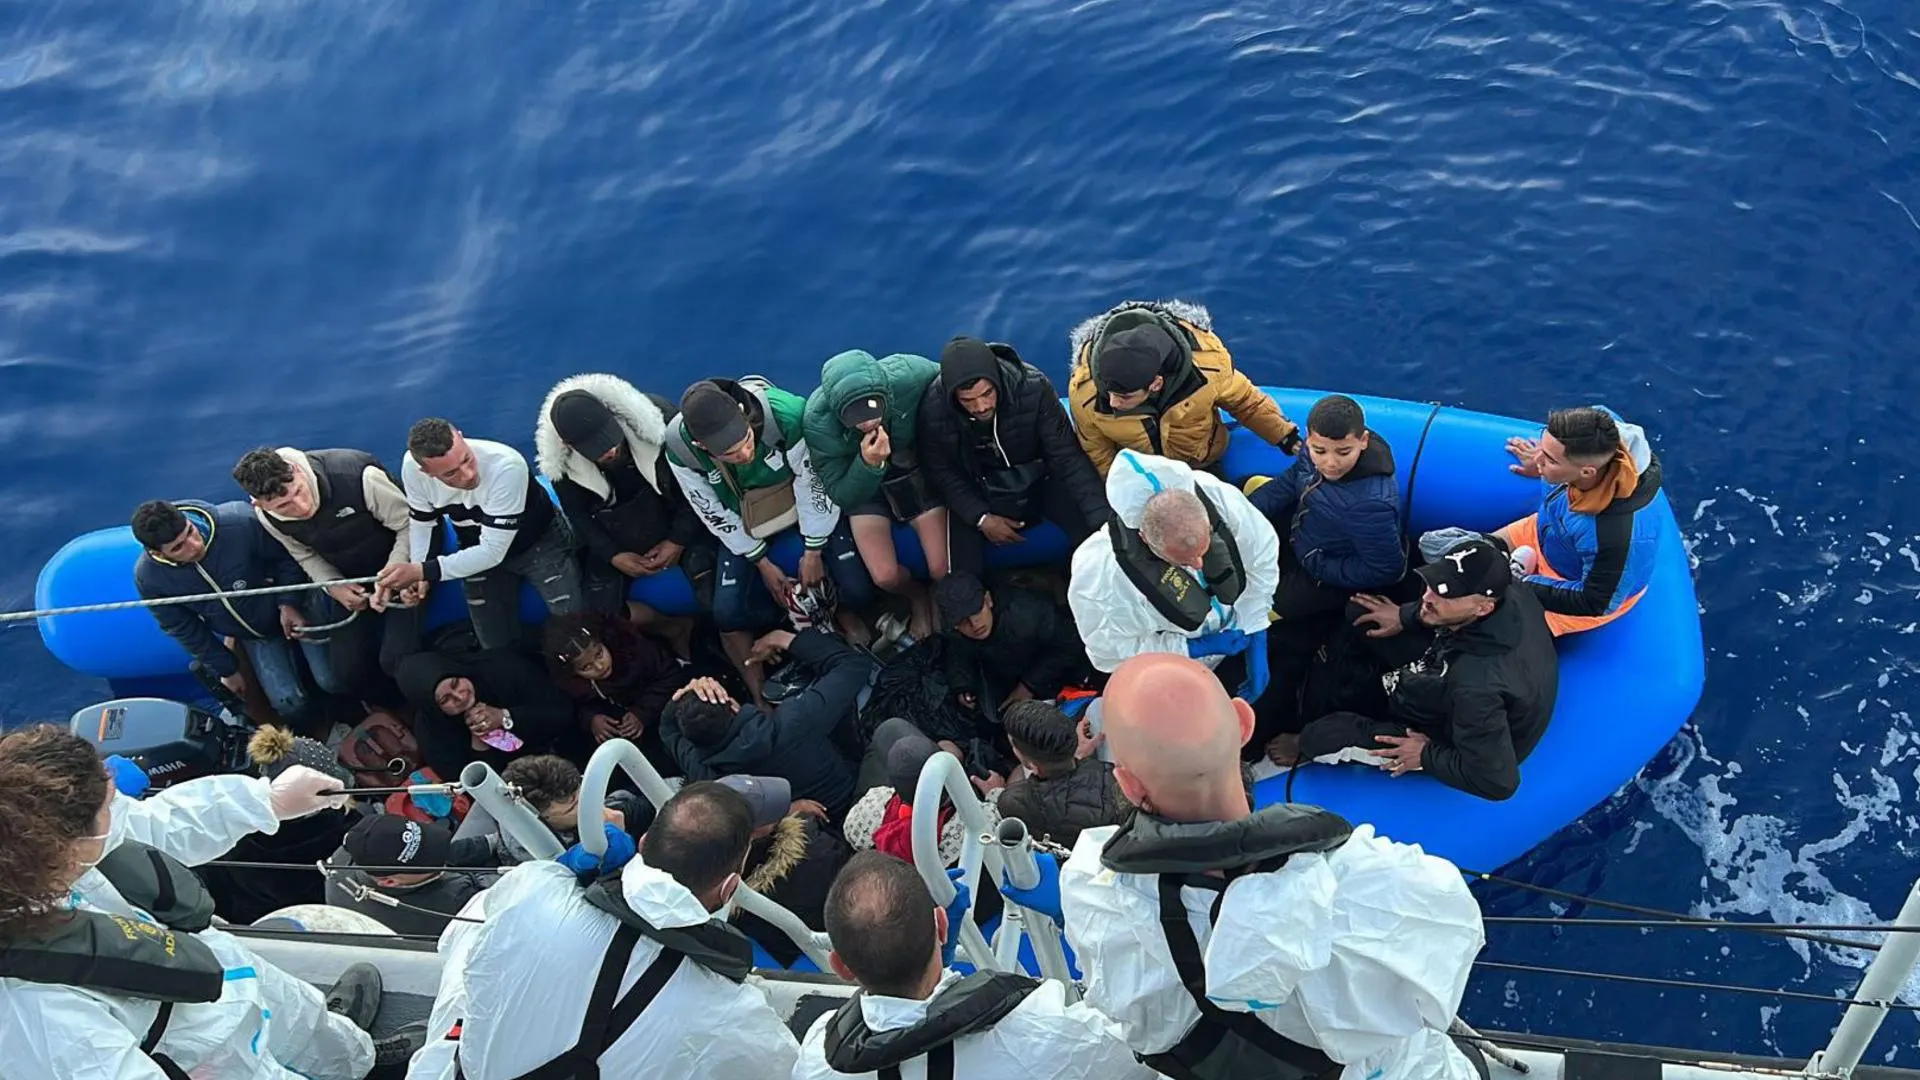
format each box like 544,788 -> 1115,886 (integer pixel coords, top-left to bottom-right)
396,648 -> 582,776
0,724 -> 386,1079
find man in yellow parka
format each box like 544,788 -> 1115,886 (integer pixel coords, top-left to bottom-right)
1067,299 -> 1300,477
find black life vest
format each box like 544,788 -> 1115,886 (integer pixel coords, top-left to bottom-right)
822,972 -> 1042,1080
0,840 -> 227,1080
1108,489 -> 1248,632
1099,806 -> 1355,1080
266,449 -> 403,580
455,871 -> 755,1080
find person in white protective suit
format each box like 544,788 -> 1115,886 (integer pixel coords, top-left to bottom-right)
1067,449 -> 1280,677
794,850 -> 1155,1080
1000,655 -> 1488,1080
0,724 -> 380,1080
408,779 -> 799,1080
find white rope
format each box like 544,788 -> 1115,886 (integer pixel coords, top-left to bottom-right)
0,575 -> 385,624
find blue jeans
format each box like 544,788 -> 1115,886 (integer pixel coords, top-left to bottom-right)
712,519 -> 876,633
240,636 -> 338,726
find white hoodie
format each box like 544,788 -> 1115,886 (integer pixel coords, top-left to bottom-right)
1067,450 -> 1280,672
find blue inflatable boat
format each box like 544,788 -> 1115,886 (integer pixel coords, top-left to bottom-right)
34,388 -> 1703,873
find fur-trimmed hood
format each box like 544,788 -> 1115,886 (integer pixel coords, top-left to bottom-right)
743,815 -> 810,893
534,373 -> 671,501
1067,298 -> 1213,373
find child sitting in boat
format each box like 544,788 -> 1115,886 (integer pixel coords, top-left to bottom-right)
1245,393 -> 1410,758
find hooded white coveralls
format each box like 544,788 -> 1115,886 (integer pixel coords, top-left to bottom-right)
407,857 -> 799,1080
791,969 -> 1156,1080
1067,449 -> 1280,673
0,774 -> 374,1080
1060,822 -> 1486,1080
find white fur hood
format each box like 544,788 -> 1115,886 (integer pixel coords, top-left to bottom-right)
534,372 -> 670,500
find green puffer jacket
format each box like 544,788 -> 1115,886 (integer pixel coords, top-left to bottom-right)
802,349 -> 940,510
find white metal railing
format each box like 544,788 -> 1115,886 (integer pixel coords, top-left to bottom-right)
910,751 -> 1078,995
459,761 -> 564,860
574,738 -> 835,971
1806,877 -> 1920,1077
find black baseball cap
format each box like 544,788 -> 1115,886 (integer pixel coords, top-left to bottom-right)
838,393 -> 887,429
1416,538 -> 1510,600
680,381 -> 750,451
343,813 -> 452,871
933,572 -> 988,628
549,391 -> 625,461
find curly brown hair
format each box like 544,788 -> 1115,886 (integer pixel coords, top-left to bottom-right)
0,725 -> 110,939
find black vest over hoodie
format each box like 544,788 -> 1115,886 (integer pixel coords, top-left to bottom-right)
455,870 -> 755,1080
1099,806 -> 1354,1080
822,971 -> 1042,1080
1108,489 -> 1248,632
268,449 -> 402,579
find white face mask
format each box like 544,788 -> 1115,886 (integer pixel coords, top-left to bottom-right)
66,830 -> 113,891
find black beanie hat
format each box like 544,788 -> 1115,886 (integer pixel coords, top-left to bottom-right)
1098,324 -> 1176,393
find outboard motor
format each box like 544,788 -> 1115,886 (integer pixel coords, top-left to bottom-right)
68,697 -> 253,789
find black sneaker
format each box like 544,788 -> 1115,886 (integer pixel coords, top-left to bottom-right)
373,1021 -> 428,1069
323,962 -> 383,1033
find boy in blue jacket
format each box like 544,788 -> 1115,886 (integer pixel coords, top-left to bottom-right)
132,498 -> 337,728
1244,395 -> 1407,755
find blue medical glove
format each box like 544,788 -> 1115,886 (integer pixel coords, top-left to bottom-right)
1187,628 -> 1248,660
105,755 -> 150,798
556,823 -> 637,881
999,853 -> 1065,924
941,868 -> 972,967
1236,630 -> 1270,703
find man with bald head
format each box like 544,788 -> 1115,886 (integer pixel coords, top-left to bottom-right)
1001,654 -> 1488,1080
795,851 -> 1151,1079
1067,450 -> 1279,692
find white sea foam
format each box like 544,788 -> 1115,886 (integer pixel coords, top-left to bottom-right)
1648,485 -> 1920,1008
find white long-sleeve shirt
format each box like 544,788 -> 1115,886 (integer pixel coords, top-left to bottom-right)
402,439 -> 553,583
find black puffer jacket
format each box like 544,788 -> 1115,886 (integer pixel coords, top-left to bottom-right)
916,341 -> 1107,529
1387,585 -> 1559,801
941,585 -> 1095,702
995,758 -> 1130,850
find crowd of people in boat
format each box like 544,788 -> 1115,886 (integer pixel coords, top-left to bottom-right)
0,297 -> 1669,1079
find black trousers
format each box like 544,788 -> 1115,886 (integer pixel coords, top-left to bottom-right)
309,597 -> 422,709
947,477 -> 1102,579
1294,594 -> 1437,759
1248,561 -> 1352,754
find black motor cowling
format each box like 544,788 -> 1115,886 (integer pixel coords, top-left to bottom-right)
68,698 -> 251,788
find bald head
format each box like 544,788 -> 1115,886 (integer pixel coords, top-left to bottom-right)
1103,654 -> 1254,821
1140,489 -> 1210,567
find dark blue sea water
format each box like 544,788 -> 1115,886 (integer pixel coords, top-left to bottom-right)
3,0 -> 1919,1060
